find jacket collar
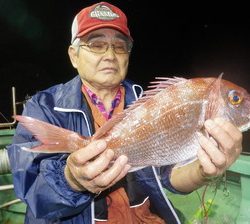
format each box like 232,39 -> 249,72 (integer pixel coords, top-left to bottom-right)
54,75 -> 143,111
55,76 -> 84,109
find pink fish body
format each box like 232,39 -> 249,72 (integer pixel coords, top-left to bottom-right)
16,75 -> 250,170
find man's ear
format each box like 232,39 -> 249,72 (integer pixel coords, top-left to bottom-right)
68,46 -> 78,69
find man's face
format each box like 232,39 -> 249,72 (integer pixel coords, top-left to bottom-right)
69,28 -> 131,90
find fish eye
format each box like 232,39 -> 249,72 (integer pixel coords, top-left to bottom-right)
228,90 -> 243,106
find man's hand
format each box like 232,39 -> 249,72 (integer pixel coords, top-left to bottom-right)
170,118 -> 242,192
64,139 -> 131,193
198,117 -> 242,178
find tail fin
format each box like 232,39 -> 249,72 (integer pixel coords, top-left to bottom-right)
15,115 -> 90,153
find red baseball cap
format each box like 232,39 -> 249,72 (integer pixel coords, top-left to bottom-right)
71,2 -> 132,44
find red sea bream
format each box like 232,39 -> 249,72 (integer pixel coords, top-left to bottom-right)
15,75 -> 250,171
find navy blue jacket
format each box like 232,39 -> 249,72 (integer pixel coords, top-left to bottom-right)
7,75 -> 182,224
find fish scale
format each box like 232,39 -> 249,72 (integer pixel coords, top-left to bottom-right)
15,75 -> 250,171
109,100 -> 206,167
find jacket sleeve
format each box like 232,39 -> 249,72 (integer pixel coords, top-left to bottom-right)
159,166 -> 189,195
7,96 -> 94,220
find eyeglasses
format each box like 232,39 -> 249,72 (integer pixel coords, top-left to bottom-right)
79,40 -> 132,54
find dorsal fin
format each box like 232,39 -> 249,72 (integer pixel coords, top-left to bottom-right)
205,73 -> 223,119
127,76 -> 187,110
145,76 -> 187,96
149,76 -> 187,86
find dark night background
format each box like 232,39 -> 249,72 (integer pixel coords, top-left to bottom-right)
1,0 -> 250,152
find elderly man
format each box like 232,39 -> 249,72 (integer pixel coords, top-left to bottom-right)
8,2 -> 242,223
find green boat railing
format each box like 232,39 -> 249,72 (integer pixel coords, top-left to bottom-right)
0,86 -> 26,224
0,129 -> 26,224
227,154 -> 250,223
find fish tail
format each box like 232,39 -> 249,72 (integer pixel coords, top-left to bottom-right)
15,115 -> 90,153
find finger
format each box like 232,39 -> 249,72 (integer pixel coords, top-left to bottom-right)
197,148 -> 217,176
198,133 -> 226,168
82,158 -> 130,193
213,118 -> 242,155
204,119 -> 234,153
92,155 -> 128,188
80,149 -> 115,180
70,140 -> 107,165
108,164 -> 131,187
93,164 -> 131,192
214,118 -> 242,141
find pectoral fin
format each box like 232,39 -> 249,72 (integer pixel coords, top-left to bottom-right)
205,73 -> 223,120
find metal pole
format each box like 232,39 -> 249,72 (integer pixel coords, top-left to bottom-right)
0,149 -> 11,174
0,184 -> 14,191
0,199 -> 21,209
0,87 -> 17,128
